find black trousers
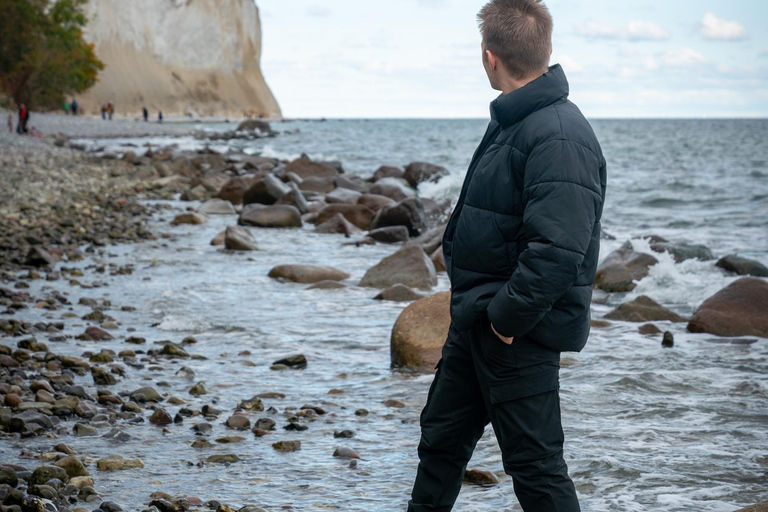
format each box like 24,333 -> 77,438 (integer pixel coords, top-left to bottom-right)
408,321 -> 580,512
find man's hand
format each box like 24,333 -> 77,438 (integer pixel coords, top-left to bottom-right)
491,323 -> 514,345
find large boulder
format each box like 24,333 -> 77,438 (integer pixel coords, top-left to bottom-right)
315,204 -> 374,230
404,162 -> 449,187
268,265 -> 350,284
243,174 -> 290,206
335,175 -> 370,193
370,197 -> 427,237
198,198 -> 235,215
224,226 -> 258,251
217,176 -> 257,205
359,245 -> 437,290
431,246 -> 446,272
286,158 -> 338,179
604,296 -> 686,323
688,278 -> 768,337
357,193 -> 395,212
374,284 -> 424,302
239,205 -> 302,228
407,225 -> 447,256
369,177 -> 416,202
391,292 -> 450,371
716,255 -> 768,277
594,241 -> 658,292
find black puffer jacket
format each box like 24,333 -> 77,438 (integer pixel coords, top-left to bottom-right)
443,64 -> 606,353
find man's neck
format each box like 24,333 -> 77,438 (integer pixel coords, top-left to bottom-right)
499,69 -> 548,96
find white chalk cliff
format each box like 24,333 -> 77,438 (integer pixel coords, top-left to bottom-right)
75,0 -> 281,118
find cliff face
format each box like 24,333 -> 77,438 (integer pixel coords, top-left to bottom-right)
75,0 -> 281,118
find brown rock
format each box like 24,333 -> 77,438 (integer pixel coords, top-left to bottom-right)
171,213 -> 207,226
307,280 -> 348,290
732,502 -> 768,512
369,177 -> 416,201
374,284 -> 424,302
217,176 -> 257,205
299,176 -> 336,194
224,226 -> 258,251
315,212 -> 362,236
268,265 -> 350,284
688,278 -> 768,337
243,174 -> 290,206
404,162 -> 449,187
604,296 -> 686,323
360,245 -> 437,290
149,408 -> 173,425
373,165 -> 405,181
315,204 -> 374,230
226,413 -> 251,430
639,323 -> 662,335
239,204 -> 302,228
85,326 -> 114,341
391,291 -> 450,371
211,230 -> 226,246
594,241 -> 658,292
463,468 -> 499,485
286,158 -> 338,179
430,246 -> 446,272
716,255 -> 768,277
358,193 -> 395,212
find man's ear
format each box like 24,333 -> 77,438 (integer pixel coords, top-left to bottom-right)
486,49 -> 497,71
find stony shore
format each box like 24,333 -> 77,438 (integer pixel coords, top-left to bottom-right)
1,115 -> 767,512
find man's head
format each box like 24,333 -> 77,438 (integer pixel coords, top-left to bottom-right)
478,0 -> 553,92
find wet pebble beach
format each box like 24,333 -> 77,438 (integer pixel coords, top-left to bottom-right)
1,115 -> 768,512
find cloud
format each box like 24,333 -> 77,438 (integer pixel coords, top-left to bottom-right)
305,5 -> 331,17
633,48 -> 706,71
627,21 -> 670,41
577,20 -> 669,41
761,49 -> 768,58
660,48 -> 706,67
699,13 -> 748,41
556,55 -> 585,73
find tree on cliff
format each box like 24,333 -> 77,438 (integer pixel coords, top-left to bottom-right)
0,0 -> 103,109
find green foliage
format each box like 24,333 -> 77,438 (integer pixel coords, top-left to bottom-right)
0,0 -> 104,109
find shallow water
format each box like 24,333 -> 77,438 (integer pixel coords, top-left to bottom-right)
5,119 -> 768,511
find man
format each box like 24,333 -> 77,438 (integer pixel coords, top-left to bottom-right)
407,1 -> 606,511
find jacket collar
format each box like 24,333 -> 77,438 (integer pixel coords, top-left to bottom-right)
490,64 -> 569,129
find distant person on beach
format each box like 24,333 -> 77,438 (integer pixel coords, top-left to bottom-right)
64,100 -> 70,115
407,1 -> 606,512
107,100 -> 114,120
158,111 -> 163,124
16,104 -> 29,134
7,114 -> 12,133
101,104 -> 107,120
71,99 -> 78,116
143,107 -> 149,122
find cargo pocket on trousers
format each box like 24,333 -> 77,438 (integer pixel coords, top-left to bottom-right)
489,371 -> 559,405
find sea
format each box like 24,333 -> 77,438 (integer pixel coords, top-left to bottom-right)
3,118 -> 768,511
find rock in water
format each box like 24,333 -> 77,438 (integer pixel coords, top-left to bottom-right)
326,188 -> 362,205
650,241 -> 714,263
29,465 -> 69,485
369,177 -> 416,202
171,213 -> 207,226
662,331 -> 674,348
243,174 -> 291,206
374,284 -> 424,302
275,182 -> 309,213
198,198 -> 236,215
688,278 -> 768,337
53,455 -> 89,478
96,455 -> 144,471
404,162 -> 449,187
369,197 -> 427,237
604,296 -> 686,323
391,291 -> 451,371
594,241 -> 658,292
217,177 -> 257,205
731,502 -> 768,512
332,447 -> 361,459
716,255 -> 768,277
268,265 -> 350,284
307,280 -> 348,290
358,193 -> 396,212
315,204 -> 375,230
24,246 -> 55,267
463,469 -> 499,485
273,354 -> 307,369
315,213 -> 361,236
360,245 -> 437,290
238,204 -> 302,228
224,226 -> 258,251
272,440 -> 302,452
430,246 -> 446,272
286,158 -> 338,179
368,226 -> 409,244
237,119 -> 272,133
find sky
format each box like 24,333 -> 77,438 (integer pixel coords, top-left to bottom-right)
257,0 -> 768,119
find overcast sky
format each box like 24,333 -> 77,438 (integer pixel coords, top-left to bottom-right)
257,0 -> 768,119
